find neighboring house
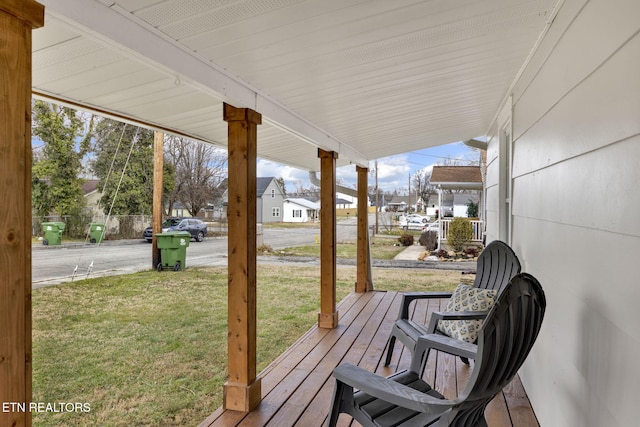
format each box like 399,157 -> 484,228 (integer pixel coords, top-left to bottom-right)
386,195 -> 426,212
282,198 -> 319,222
167,202 -> 195,218
429,166 -> 483,218
335,197 -> 352,210
256,177 -> 285,223
385,197 -> 407,212
219,176 -> 285,223
81,179 -> 101,217
335,191 -> 359,209
452,193 -> 480,218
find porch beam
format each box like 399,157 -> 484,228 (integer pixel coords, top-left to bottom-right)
318,149 -> 339,328
355,166 -> 373,292
223,103 -> 262,412
151,131 -> 163,269
0,2 -> 44,427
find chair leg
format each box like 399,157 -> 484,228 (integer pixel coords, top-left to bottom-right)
384,335 -> 396,366
326,380 -> 350,427
410,339 -> 433,376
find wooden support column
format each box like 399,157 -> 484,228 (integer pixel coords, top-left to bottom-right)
318,149 -> 339,328
355,166 -> 373,292
152,131 -> 163,269
0,2 -> 44,427
223,103 -> 262,412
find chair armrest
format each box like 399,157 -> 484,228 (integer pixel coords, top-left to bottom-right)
332,363 -> 454,415
412,334 -> 478,369
426,310 -> 490,334
398,291 -> 454,320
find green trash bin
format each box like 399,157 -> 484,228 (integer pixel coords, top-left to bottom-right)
42,221 -> 65,245
155,231 -> 190,271
89,223 -> 106,243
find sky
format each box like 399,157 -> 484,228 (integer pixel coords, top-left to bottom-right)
31,103 -> 479,195
256,141 -> 481,194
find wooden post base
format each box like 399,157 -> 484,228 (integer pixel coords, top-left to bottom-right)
318,311 -> 339,329
223,378 -> 262,412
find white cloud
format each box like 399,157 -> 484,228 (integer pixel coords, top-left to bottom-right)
373,155 -> 412,191
257,159 -> 307,182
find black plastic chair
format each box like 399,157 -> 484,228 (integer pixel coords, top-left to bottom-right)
384,240 -> 521,369
327,273 -> 546,427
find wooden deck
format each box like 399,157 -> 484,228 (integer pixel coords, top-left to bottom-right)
200,291 -> 539,427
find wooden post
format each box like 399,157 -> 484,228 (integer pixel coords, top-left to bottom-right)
355,166 -> 373,292
152,131 -> 163,269
223,103 -> 262,412
0,2 -> 44,427
318,149 -> 339,328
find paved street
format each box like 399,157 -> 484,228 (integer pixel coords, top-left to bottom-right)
32,221 -> 361,288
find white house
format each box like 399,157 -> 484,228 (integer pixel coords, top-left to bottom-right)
282,198 -> 319,223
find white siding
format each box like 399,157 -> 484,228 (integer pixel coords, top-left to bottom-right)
486,1 -> 640,426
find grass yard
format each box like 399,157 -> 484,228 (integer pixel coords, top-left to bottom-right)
32,265 -> 461,426
273,236 -> 407,260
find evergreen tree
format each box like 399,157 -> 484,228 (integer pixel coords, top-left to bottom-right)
90,119 -> 175,216
31,101 -> 91,218
91,120 -> 154,215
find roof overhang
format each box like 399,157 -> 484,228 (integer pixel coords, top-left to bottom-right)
33,0 -> 562,171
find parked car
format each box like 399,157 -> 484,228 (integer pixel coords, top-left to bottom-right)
405,213 -> 430,223
143,217 -> 208,242
424,220 -> 440,233
399,217 -> 427,231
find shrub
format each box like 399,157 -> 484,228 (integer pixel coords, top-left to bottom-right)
419,230 -> 438,251
257,244 -> 274,254
466,200 -> 479,218
398,233 -> 414,246
436,249 -> 449,258
447,217 -> 473,251
464,246 -> 479,257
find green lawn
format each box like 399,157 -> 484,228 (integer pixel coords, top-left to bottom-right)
272,236 -> 408,260
32,264 -> 460,426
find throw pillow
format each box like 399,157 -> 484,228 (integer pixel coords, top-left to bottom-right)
436,284 -> 497,343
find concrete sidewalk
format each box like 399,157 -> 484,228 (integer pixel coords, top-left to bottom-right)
393,244 -> 431,261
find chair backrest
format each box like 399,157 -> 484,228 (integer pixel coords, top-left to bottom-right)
473,240 -> 521,295
443,273 -> 546,426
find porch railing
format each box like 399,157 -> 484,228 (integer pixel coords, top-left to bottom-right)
440,219 -> 484,242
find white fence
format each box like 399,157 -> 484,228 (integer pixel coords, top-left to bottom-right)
439,219 -> 484,242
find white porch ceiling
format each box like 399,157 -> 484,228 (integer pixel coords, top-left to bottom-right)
33,0 -> 560,172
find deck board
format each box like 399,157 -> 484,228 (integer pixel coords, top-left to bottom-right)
200,291 -> 539,427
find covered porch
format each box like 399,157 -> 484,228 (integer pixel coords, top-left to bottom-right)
5,1 -> 638,426
201,291 -> 538,427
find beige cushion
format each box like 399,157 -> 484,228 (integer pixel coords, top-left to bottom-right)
436,284 -> 497,343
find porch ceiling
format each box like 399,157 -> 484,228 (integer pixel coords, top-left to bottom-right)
33,0 -> 559,171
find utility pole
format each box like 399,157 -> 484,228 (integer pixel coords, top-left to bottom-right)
375,160 -> 379,234
408,173 -> 411,213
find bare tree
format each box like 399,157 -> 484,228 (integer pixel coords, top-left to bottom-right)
412,169 -> 436,211
164,136 -> 227,217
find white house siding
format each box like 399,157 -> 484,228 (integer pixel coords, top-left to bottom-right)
283,199 -> 318,223
485,1 -> 640,426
